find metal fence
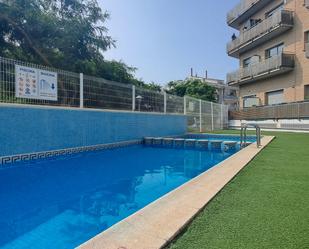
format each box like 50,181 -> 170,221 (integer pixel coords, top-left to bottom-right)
230,102 -> 309,120
0,56 -> 228,131
185,96 -> 229,132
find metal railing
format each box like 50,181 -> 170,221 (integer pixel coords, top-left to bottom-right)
230,102 -> 309,120
0,56 -> 229,131
240,123 -> 261,147
227,0 -> 257,24
227,10 -> 293,55
227,53 -> 295,85
185,96 -> 229,132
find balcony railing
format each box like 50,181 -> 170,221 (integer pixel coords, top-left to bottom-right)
227,0 -> 272,28
306,42 -> 309,58
230,101 -> 309,120
227,10 -> 294,57
227,53 -> 295,85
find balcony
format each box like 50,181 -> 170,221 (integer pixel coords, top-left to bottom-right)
227,53 -> 295,85
306,43 -> 309,58
227,0 -> 273,29
227,10 -> 294,58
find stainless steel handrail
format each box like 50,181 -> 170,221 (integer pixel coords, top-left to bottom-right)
240,123 -> 261,148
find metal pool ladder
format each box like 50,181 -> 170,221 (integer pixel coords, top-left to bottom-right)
240,123 -> 261,148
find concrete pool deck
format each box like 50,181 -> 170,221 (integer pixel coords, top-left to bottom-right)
78,136 -> 275,249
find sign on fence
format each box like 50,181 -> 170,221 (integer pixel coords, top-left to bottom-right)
15,65 -> 58,101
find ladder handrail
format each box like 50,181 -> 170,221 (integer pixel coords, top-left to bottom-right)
240,123 -> 261,148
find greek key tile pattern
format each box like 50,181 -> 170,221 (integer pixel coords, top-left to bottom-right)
0,140 -> 142,167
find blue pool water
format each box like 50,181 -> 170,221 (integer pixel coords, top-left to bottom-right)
0,145 -> 236,249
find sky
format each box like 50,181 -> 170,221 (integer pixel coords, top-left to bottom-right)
99,0 -> 240,85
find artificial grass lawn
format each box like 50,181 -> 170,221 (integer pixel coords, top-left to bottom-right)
168,131 -> 309,249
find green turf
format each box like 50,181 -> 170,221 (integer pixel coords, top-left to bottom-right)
168,131 -> 309,249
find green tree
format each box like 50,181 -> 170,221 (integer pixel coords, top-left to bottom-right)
142,82 -> 162,92
166,79 -> 217,102
0,0 -> 150,87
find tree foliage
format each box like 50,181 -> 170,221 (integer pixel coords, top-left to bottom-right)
166,79 -> 217,102
0,0 -> 159,88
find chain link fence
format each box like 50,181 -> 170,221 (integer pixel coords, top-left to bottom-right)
0,56 -> 228,131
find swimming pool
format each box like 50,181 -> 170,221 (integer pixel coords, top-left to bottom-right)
0,144 -> 237,249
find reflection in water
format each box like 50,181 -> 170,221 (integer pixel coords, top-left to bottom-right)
0,145 -> 234,249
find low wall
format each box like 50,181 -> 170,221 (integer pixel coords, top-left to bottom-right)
229,119 -> 309,130
0,105 -> 187,157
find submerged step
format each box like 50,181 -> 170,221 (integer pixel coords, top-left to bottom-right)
162,138 -> 174,147
173,138 -> 185,148
209,140 -> 223,150
152,137 -> 163,146
184,139 -> 197,148
143,136 -> 248,152
222,141 -> 238,151
144,137 -> 155,145
196,140 -> 209,150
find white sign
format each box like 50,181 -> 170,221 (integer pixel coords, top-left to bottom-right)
38,69 -> 57,100
15,65 -> 58,101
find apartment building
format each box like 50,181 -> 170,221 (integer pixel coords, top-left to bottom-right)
226,0 -> 309,108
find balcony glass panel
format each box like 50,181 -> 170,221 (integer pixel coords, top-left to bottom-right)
227,10 -> 293,56
227,53 -> 295,85
227,0 -> 257,24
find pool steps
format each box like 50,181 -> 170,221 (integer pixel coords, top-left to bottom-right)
143,137 -> 250,152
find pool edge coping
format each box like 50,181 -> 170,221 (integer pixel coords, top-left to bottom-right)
77,135 -> 275,249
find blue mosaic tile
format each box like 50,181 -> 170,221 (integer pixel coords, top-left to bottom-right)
0,140 -> 142,167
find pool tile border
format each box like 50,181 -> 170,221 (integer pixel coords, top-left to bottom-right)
0,140 -> 142,167
0,133 -> 249,167
78,135 -> 275,249
185,133 -> 257,141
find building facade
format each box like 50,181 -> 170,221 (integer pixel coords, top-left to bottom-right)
226,0 -> 309,108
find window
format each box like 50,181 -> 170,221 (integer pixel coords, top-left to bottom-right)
243,57 -> 252,68
266,3 -> 284,18
265,43 -> 284,58
266,90 -> 284,105
305,31 -> 309,45
229,90 -> 237,97
250,18 -> 262,28
243,95 -> 259,108
305,85 -> 309,100
305,31 -> 309,43
243,55 -> 260,67
243,18 -> 262,31
305,31 -> 309,58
